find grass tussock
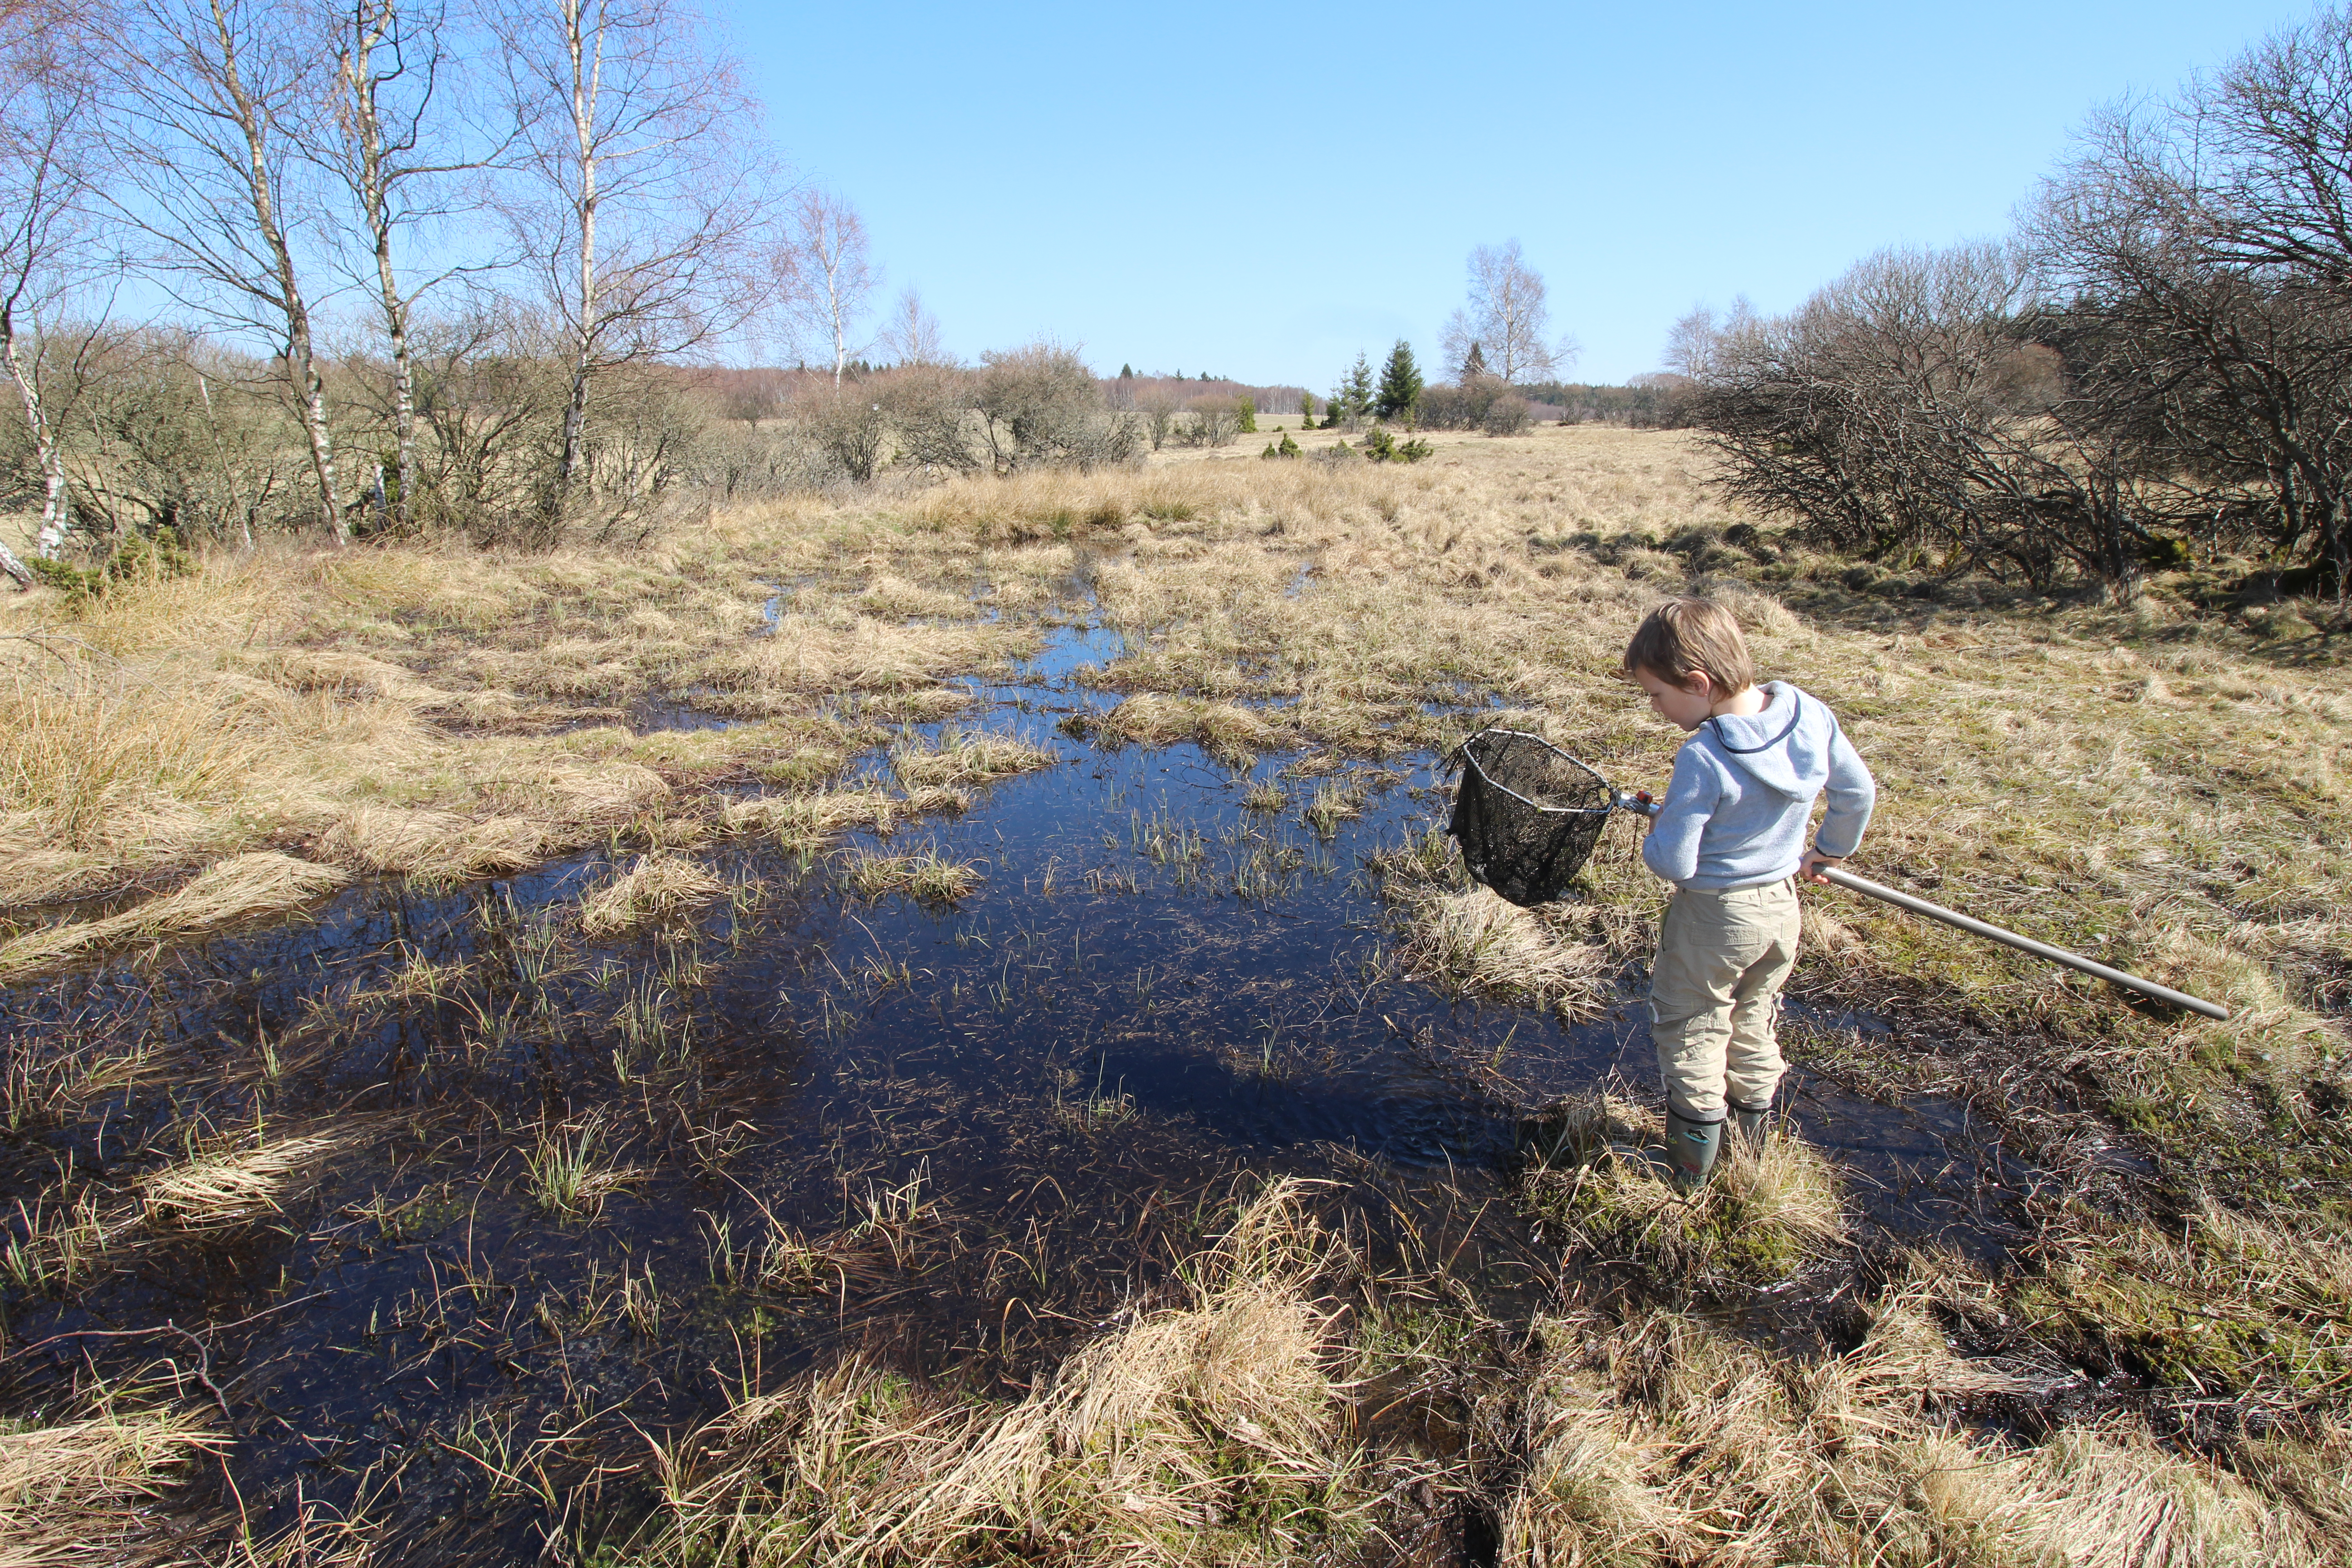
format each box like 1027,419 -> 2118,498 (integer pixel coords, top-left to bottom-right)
1396,885 -> 1614,1020
0,1404 -> 227,1566
578,853 -> 728,936
1493,1296 -> 2326,1568
0,852 -> 352,981
313,804 -> 549,881
1517,1089 -> 1845,1284
720,786 -> 970,853
887,726 -> 1058,789
524,1114 -> 643,1220
1083,693 -> 1285,764
840,846 -> 984,904
139,1131 -> 348,1230
619,1179 -> 1385,1567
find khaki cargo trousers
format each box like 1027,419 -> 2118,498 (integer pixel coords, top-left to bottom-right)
1649,877 -> 1802,1121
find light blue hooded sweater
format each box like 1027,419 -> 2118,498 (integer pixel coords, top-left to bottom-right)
1640,681 -> 1876,891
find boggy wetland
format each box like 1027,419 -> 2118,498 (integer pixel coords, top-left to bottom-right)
5,427 -> 2352,1564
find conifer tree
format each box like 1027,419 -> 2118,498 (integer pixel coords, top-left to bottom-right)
1237,396 -> 1257,433
1462,340 -> 1489,379
1339,352 -> 1374,430
1375,340 -> 1423,420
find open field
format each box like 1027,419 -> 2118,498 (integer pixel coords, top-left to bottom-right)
2,423 -> 2348,1562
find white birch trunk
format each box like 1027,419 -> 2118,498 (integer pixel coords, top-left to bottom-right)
0,309 -> 68,558
211,0 -> 343,543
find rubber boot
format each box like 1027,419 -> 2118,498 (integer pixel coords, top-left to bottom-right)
1728,1099 -> 1771,1146
1664,1108 -> 1724,1193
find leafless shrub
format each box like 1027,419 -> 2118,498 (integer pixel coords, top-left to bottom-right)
973,342 -> 1138,472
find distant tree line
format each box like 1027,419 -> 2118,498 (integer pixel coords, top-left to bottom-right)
0,0 -> 1155,582
1671,4 -> 2352,605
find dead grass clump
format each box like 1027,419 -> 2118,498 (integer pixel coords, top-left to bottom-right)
840,846 -> 983,903
720,786 -> 970,852
1516,1090 -> 1844,1283
0,853 -> 352,981
139,1132 -> 348,1230
1086,693 -> 1285,764
1396,887 -> 1612,1019
0,1404 -> 227,1566
1492,1294 -> 2320,1568
623,1180 -> 1382,1566
858,573 -> 982,620
314,804 -> 549,880
578,853 -> 727,936
887,726 -> 1058,788
699,612 -> 1015,696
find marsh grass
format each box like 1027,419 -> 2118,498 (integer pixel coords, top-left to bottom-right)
887,725 -> 1058,788
1489,1293 -> 2328,1568
577,853 -> 727,936
524,1115 -> 642,1220
618,1179 -> 1386,1567
2014,1201 -> 2352,1402
720,785 -> 969,853
1517,1089 -> 1844,1284
1392,883 -> 1614,1019
139,1131 -> 348,1232
0,1401 -> 227,1566
1,1029 -> 150,1132
840,845 -> 983,903
0,852 -> 352,980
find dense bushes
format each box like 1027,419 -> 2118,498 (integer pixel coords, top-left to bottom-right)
1679,5 -> 2352,603
2,334 -> 1144,565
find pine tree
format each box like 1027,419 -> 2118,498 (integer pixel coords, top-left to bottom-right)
1375,340 -> 1423,421
1119,363 -> 1134,379
1462,340 -> 1489,379
1340,352 -> 1375,430
1237,396 -> 1258,433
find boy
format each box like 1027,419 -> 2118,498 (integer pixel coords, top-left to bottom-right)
1622,597 -> 1875,1191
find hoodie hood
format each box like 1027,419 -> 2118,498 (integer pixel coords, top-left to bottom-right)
1700,681 -> 1835,801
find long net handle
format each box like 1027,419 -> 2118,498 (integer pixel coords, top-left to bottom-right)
1812,866 -> 2229,1020
1613,793 -> 2230,1022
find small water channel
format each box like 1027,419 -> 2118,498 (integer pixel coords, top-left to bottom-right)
0,619 -> 2040,1555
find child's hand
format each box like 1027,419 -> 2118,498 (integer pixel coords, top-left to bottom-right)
1798,848 -> 1840,886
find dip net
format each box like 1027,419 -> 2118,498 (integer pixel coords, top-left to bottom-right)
1448,730 -> 1614,907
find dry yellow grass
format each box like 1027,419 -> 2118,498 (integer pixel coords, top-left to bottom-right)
0,853 -> 352,980
578,852 -> 728,936
1494,1293 -> 2325,1567
1517,1088 -> 1846,1282
0,1403 -> 227,1566
138,1131 -> 348,1230
621,1179 -> 1386,1567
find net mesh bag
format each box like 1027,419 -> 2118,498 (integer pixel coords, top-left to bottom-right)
1448,730 -> 1614,907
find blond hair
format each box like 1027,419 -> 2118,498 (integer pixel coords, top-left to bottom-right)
1622,597 -> 1756,695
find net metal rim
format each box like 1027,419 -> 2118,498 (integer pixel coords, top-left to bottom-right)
1458,729 -> 1614,817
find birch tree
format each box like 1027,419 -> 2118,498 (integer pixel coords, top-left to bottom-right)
878,285 -> 945,367
315,0 -> 500,532
0,0 -> 106,571
497,0 -> 767,535
108,0 -> 349,542
779,186 -> 875,384
1441,239 -> 1578,384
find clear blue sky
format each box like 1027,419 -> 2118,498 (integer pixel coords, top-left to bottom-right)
722,1 -> 2310,388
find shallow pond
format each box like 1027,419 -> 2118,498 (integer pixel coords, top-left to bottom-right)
0,632 -> 2041,1556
